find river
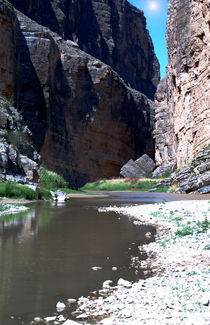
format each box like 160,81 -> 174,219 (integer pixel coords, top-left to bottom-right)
0,192 -> 206,325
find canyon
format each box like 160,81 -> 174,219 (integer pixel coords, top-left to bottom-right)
0,0 -> 159,187
0,0 -> 209,188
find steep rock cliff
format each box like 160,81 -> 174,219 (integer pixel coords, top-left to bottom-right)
0,0 -> 156,187
0,0 -> 15,98
154,0 -> 210,172
8,0 -> 160,99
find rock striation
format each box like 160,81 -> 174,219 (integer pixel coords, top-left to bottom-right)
0,0 -> 159,187
8,0 -> 160,99
169,147 -> 210,194
154,0 -> 210,173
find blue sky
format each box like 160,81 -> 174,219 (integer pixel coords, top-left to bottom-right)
129,0 -> 168,78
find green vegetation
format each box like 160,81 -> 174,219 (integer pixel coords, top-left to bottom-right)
40,167 -> 68,190
203,244 -> 210,250
0,203 -> 12,212
160,168 -> 174,178
39,188 -> 53,200
175,217 -> 210,237
81,178 -> 160,191
0,181 -> 37,200
154,187 -> 168,193
59,187 -> 85,194
204,143 -> 210,151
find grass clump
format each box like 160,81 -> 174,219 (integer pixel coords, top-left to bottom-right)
0,181 -> 37,200
175,217 -> 210,237
40,167 -> 68,190
81,178 -> 159,192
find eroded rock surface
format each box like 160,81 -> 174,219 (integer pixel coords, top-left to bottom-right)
170,147 -> 210,193
8,0 -> 160,99
154,0 -> 210,170
0,0 -> 158,188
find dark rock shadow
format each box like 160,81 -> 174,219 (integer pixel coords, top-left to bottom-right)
14,24 -> 48,150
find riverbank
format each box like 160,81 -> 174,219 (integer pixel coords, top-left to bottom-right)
0,202 -> 28,216
70,200 -> 209,324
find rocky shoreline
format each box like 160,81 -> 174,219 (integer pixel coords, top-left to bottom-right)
31,199 -> 209,325
0,201 -> 28,216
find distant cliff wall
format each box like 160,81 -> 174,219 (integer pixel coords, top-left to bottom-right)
8,0 -> 160,99
154,0 -> 210,171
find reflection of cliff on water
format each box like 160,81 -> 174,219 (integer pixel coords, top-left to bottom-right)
0,202 -> 57,245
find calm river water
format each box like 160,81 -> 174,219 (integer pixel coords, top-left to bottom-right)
0,192 -> 206,325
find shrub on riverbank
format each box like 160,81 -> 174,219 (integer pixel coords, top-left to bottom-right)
39,188 -> 53,200
0,181 -> 37,199
81,178 -> 160,191
39,168 -> 68,190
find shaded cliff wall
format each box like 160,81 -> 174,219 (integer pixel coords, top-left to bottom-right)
0,1 -> 156,188
154,0 -> 210,170
0,0 -> 15,98
8,0 -> 160,99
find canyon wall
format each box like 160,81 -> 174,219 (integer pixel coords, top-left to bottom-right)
8,0 -> 160,99
0,0 -> 158,187
0,0 -> 15,98
154,0 -> 210,172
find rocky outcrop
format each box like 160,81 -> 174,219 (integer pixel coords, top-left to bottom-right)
0,1 -> 157,188
154,0 -> 210,172
8,0 -> 160,99
0,96 -> 40,183
169,147 -> 210,194
120,154 -> 155,178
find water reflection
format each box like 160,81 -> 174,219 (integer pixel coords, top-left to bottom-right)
0,197 -> 156,325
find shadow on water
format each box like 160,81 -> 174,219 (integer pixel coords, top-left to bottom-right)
0,192 -> 197,325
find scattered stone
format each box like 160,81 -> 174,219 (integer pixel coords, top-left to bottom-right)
103,280 -> 113,289
44,316 -> 56,322
62,320 -> 81,325
145,232 -> 152,239
33,317 -> 42,323
56,301 -> 66,312
67,298 -> 77,305
117,278 -> 132,288
91,266 -> 102,271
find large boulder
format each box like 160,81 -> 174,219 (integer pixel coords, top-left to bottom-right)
120,154 -> 155,178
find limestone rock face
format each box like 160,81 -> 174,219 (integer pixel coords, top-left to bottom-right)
8,0 -> 160,99
154,0 -> 210,170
